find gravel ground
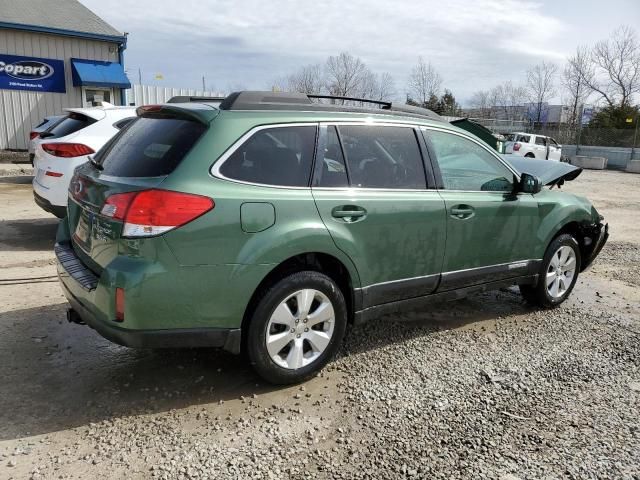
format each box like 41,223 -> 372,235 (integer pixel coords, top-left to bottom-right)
0,170 -> 639,479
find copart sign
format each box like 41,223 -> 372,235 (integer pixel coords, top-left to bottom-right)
0,54 -> 66,93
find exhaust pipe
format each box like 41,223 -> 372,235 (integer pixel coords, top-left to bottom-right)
66,308 -> 85,325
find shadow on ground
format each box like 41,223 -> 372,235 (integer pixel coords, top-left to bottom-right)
0,175 -> 33,185
0,289 -> 530,441
0,218 -> 59,251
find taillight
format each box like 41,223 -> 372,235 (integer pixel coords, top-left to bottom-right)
513,143 -> 521,151
115,288 -> 125,322
100,189 -> 214,237
42,143 -> 95,158
29,131 -> 39,140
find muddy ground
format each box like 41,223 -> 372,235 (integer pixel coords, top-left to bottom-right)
0,170 -> 638,479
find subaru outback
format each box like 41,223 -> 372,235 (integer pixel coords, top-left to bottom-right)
56,91 -> 608,384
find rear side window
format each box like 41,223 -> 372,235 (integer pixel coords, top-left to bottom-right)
47,113 -> 96,137
338,125 -> 426,189
219,126 -> 317,187
535,136 -> 546,146
97,117 -> 206,177
516,134 -> 530,143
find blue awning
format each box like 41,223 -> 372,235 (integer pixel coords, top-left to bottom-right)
71,58 -> 131,89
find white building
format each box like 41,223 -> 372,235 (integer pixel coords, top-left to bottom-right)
0,0 -> 130,149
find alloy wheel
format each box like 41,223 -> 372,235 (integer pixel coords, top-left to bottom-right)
546,245 -> 577,298
265,289 -> 335,370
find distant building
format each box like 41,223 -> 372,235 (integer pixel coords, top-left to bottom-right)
0,0 -> 130,149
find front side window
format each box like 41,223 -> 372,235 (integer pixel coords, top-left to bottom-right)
427,130 -> 515,192
337,125 -> 426,189
219,126 -> 317,187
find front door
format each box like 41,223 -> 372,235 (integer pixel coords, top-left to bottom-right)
423,128 -> 540,291
312,124 -> 446,308
82,87 -> 113,107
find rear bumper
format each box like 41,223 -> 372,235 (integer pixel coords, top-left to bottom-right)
34,191 -> 66,218
55,242 -> 241,353
581,222 -> 609,271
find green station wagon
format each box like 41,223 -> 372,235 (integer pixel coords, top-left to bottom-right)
56,91 -> 608,384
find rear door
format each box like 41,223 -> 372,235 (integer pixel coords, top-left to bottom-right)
312,123 -> 446,308
548,137 -> 562,161
423,127 -> 540,291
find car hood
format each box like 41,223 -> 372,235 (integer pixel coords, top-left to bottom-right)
503,155 -> 582,186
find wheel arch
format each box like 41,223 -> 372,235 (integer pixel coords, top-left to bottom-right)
240,252 -> 360,352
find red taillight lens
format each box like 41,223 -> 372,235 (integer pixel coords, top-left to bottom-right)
42,143 -> 95,158
30,131 -> 39,140
513,142 -> 521,151
45,171 -> 64,177
100,189 -> 214,237
115,288 -> 125,322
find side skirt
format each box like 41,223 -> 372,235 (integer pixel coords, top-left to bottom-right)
353,274 -> 538,325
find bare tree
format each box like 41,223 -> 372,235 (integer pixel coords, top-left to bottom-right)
407,57 -> 442,106
490,81 -> 527,120
325,52 -> 369,99
469,90 -> 492,118
563,46 -> 592,127
278,64 -> 325,94
578,25 -> 640,107
526,61 -> 558,123
360,71 -> 396,101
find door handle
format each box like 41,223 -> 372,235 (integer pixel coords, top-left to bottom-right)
450,205 -> 475,220
331,205 -> 367,222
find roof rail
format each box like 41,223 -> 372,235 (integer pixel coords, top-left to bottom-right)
308,94 -> 392,109
216,91 -> 443,122
167,95 -> 226,104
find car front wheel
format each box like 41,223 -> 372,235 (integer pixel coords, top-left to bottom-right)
246,271 -> 347,384
520,234 -> 581,308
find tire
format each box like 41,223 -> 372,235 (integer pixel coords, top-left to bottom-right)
246,271 -> 347,385
520,234 -> 581,308
524,153 -> 535,158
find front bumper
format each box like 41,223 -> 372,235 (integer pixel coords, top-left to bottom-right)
581,222 -> 609,271
55,242 -> 241,353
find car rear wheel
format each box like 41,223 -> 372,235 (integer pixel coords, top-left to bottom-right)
246,271 -> 347,384
520,234 -> 581,308
525,153 -> 535,158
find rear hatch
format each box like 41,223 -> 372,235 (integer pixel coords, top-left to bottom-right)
67,104 -> 216,273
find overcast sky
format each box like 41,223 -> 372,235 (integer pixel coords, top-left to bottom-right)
81,0 -> 640,105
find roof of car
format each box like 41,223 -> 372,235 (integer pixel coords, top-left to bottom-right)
164,91 -> 451,127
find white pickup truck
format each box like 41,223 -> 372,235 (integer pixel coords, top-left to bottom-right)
504,132 -> 562,161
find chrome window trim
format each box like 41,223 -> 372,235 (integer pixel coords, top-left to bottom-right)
420,125 -> 522,190
209,122 -> 319,190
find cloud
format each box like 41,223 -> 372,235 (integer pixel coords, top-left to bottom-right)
80,0 -> 629,103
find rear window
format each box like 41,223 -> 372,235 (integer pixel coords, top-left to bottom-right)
47,113 -> 96,137
97,117 -> 206,177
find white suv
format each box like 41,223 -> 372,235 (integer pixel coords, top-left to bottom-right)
33,103 -> 136,217
504,132 -> 562,161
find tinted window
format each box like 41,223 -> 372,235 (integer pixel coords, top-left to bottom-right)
314,126 -> 348,188
338,125 -> 426,189
428,130 -> 514,192
220,126 -> 316,187
516,134 -> 530,143
47,113 -> 96,138
549,137 -> 558,146
98,117 -> 206,177
535,136 -> 546,146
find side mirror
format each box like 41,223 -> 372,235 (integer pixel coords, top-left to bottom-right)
519,173 -> 542,194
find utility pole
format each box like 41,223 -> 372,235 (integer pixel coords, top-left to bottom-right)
138,68 -> 142,86
202,76 -> 206,92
